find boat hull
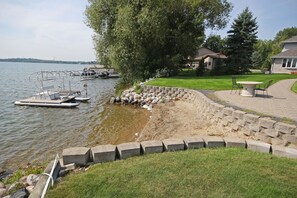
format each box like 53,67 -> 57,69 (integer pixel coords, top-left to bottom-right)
14,101 -> 79,108
75,97 -> 91,102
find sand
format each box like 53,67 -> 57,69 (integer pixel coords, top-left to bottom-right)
92,100 -> 252,146
137,100 -> 242,141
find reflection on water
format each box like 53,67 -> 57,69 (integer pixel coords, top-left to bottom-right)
0,62 -> 124,169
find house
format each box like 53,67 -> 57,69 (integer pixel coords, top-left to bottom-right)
190,47 -> 227,70
271,35 -> 297,73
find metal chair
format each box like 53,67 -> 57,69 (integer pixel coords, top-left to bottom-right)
255,80 -> 273,97
231,76 -> 242,94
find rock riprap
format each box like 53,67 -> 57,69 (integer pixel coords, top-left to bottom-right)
0,173 -> 39,198
111,86 -> 182,110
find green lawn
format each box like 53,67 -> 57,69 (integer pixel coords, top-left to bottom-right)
292,81 -> 297,94
47,148 -> 297,198
147,71 -> 297,90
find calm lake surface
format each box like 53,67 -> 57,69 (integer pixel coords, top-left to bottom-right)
0,62 -> 119,169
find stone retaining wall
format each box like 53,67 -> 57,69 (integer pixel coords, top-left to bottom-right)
61,137 -> 297,168
142,85 -> 297,148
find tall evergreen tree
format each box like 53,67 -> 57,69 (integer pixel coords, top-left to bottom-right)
226,7 -> 258,74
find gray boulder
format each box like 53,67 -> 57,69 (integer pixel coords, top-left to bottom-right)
109,97 -> 115,104
115,97 -> 121,102
26,174 -> 39,186
11,188 -> 29,198
0,188 -> 6,198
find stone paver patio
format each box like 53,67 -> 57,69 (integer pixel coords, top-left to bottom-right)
214,79 -> 297,122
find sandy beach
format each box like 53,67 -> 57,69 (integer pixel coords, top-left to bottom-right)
93,98 -> 268,150
137,100 -> 247,142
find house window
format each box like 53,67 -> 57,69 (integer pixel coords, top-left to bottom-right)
292,59 -> 297,68
287,59 -> 292,67
282,59 -> 287,67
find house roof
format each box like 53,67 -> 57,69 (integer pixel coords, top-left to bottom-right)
206,54 -> 227,59
272,47 -> 297,59
282,35 -> 297,44
196,47 -> 216,56
192,47 -> 227,61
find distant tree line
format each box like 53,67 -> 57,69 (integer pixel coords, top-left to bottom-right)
0,58 -> 96,65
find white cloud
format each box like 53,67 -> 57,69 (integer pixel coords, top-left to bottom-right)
0,0 -> 95,61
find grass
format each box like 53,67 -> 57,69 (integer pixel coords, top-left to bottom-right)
291,81 -> 297,94
47,148 -> 297,198
3,165 -> 44,185
147,70 -> 297,90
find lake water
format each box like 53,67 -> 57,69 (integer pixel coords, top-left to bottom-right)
0,62 -> 119,169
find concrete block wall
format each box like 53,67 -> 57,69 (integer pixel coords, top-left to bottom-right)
61,137 -> 297,168
37,136 -> 297,197
142,86 -> 297,148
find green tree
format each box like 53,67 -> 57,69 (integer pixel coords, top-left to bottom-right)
196,58 -> 206,76
203,34 -> 226,53
226,7 -> 258,74
251,51 -> 262,68
272,27 -> 297,55
252,39 -> 273,69
85,0 -> 232,82
210,58 -> 227,75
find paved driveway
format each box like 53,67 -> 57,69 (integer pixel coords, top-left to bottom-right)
214,79 -> 297,122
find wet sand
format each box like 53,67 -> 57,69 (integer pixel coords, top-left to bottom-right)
88,104 -> 151,146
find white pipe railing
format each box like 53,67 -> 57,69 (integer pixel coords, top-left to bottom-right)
41,154 -> 59,198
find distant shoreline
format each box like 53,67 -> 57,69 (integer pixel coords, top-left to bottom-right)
0,58 -> 96,65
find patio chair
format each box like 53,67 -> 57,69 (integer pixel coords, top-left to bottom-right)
230,76 -> 242,94
255,80 -> 273,97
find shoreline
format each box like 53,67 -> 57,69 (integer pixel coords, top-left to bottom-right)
2,94 -> 296,195
87,104 -> 151,146
3,84 -> 296,182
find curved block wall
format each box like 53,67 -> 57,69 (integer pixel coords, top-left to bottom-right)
143,85 -> 297,148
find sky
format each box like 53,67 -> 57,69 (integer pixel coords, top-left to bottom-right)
206,0 -> 297,40
0,0 -> 95,61
0,0 -> 296,61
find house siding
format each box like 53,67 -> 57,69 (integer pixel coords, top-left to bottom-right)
204,57 -> 213,70
190,47 -> 227,70
271,35 -> 297,73
271,59 -> 290,73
